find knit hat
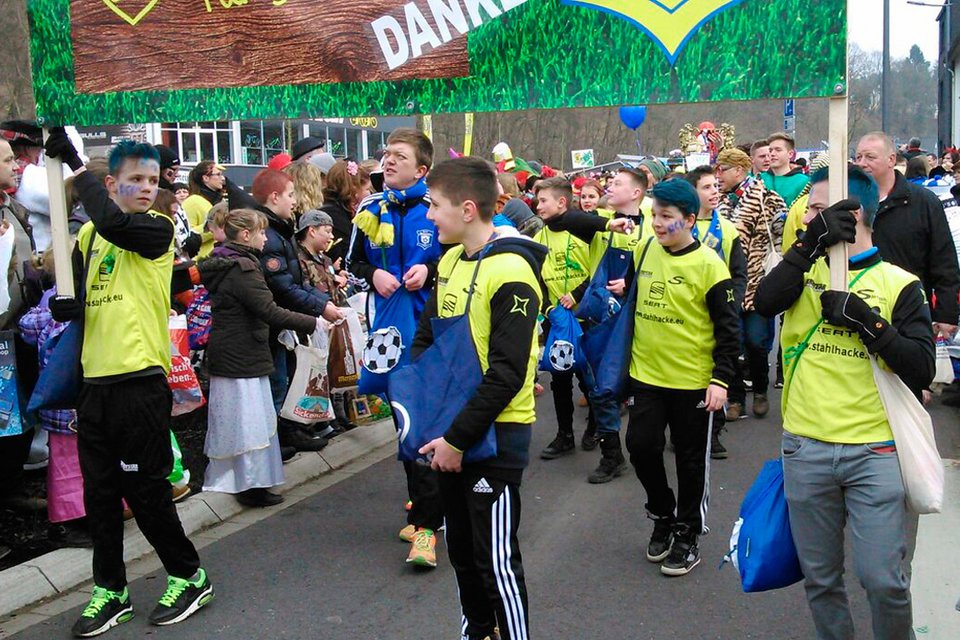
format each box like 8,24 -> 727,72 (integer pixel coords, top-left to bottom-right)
267,152 -> 292,171
296,209 -> 333,233
308,152 -> 337,175
639,157 -> 668,182
155,144 -> 180,170
715,148 -> 752,172
650,178 -> 700,216
291,136 -> 325,161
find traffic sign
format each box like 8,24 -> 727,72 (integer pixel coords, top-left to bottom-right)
784,99 -> 795,117
784,116 -> 796,131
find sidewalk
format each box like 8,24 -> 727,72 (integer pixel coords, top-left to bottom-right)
0,420 -> 396,621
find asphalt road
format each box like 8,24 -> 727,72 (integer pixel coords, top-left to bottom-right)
9,383 -> 960,640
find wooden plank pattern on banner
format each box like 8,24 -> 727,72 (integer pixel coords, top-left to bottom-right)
71,0 -> 469,94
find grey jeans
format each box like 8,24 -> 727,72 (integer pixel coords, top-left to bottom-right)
781,432 -> 914,640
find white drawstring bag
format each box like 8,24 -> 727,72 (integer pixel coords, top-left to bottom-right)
870,357 -> 944,514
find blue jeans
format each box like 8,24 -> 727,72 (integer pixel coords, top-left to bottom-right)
582,363 -> 624,436
268,341 -> 289,414
729,310 -> 772,403
781,432 -> 914,640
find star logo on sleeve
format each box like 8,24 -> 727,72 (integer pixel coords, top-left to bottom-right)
726,289 -> 735,303
510,295 -> 530,316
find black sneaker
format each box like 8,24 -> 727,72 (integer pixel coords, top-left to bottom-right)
587,453 -> 628,484
540,434 -> 575,459
49,521 -> 93,548
280,428 -> 329,452
149,568 -> 214,626
710,429 -> 728,460
280,446 -> 297,463
661,527 -> 701,576
71,586 -> 134,637
581,431 -> 599,452
646,518 -> 675,562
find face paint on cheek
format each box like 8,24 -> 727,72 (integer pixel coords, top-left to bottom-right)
666,219 -> 686,234
118,183 -> 140,197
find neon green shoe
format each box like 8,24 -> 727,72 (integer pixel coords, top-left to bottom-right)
148,568 -> 214,626
71,586 -> 133,637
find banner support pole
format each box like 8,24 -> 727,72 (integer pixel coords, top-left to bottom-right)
42,128 -> 75,298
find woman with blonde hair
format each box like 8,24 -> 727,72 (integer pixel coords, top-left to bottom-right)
284,161 -> 325,217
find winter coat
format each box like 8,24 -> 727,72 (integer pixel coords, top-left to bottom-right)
873,172 -> 960,325
319,198 -> 354,266
259,205 -> 331,317
200,242 -> 317,378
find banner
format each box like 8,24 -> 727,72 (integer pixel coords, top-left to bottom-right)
28,0 -> 846,126
571,149 -> 595,169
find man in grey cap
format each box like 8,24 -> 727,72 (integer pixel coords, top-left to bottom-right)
308,152 -> 337,176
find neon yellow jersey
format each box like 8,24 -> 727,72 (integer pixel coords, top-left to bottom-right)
782,194 -> 808,250
436,245 -> 542,424
182,194 -> 216,257
589,208 -> 654,274
630,242 -> 731,389
78,217 -> 175,378
532,225 -> 590,305
781,258 -> 920,444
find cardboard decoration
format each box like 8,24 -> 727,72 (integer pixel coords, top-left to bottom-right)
28,0 -> 846,126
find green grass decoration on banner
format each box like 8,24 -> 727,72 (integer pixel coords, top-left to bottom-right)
28,0 -> 846,126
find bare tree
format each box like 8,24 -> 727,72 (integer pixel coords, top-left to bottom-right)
0,0 -> 36,120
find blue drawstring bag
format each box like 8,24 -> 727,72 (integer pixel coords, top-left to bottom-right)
389,256 -> 496,463
724,458 -> 804,593
28,231 -> 97,412
358,288 -> 418,396
539,305 -> 585,374
575,234 -> 632,324
581,238 -> 652,398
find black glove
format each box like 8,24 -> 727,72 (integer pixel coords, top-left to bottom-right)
793,198 -> 859,260
49,295 -> 84,322
820,290 -> 889,344
43,127 -> 84,172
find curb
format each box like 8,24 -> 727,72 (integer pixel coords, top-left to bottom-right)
0,420 -> 396,619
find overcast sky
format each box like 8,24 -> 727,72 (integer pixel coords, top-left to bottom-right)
848,0 -> 941,61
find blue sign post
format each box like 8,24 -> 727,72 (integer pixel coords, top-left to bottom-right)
784,99 -> 796,131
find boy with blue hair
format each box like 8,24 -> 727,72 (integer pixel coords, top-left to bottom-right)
44,131 -> 213,637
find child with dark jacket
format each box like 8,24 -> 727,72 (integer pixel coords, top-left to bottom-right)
198,208 -> 321,508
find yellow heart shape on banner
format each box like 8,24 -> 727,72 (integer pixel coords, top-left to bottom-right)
564,0 -> 743,64
102,0 -> 159,26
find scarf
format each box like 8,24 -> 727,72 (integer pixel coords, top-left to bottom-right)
353,178 -> 429,248
692,209 -> 724,261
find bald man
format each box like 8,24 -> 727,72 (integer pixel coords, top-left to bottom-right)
855,132 -> 960,336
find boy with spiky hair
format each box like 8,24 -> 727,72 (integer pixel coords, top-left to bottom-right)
44,130 -> 213,638
417,157 -> 546,640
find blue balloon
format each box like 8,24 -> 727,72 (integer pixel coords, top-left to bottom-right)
619,105 -> 647,131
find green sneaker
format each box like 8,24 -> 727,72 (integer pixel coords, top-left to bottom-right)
71,586 -> 134,637
148,568 -> 214,626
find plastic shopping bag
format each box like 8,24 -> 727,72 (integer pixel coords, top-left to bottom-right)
724,459 -> 804,593
0,331 -> 23,437
328,310 -> 363,391
168,315 -> 205,417
281,328 -> 336,424
186,286 -> 212,350
934,337 -> 955,385
871,357 -> 943,514
539,305 -> 585,374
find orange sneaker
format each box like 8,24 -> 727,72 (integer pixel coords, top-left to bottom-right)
406,528 -> 437,568
398,524 -> 417,543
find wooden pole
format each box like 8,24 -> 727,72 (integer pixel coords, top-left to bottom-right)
42,128 -> 75,298
827,96 -> 849,291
